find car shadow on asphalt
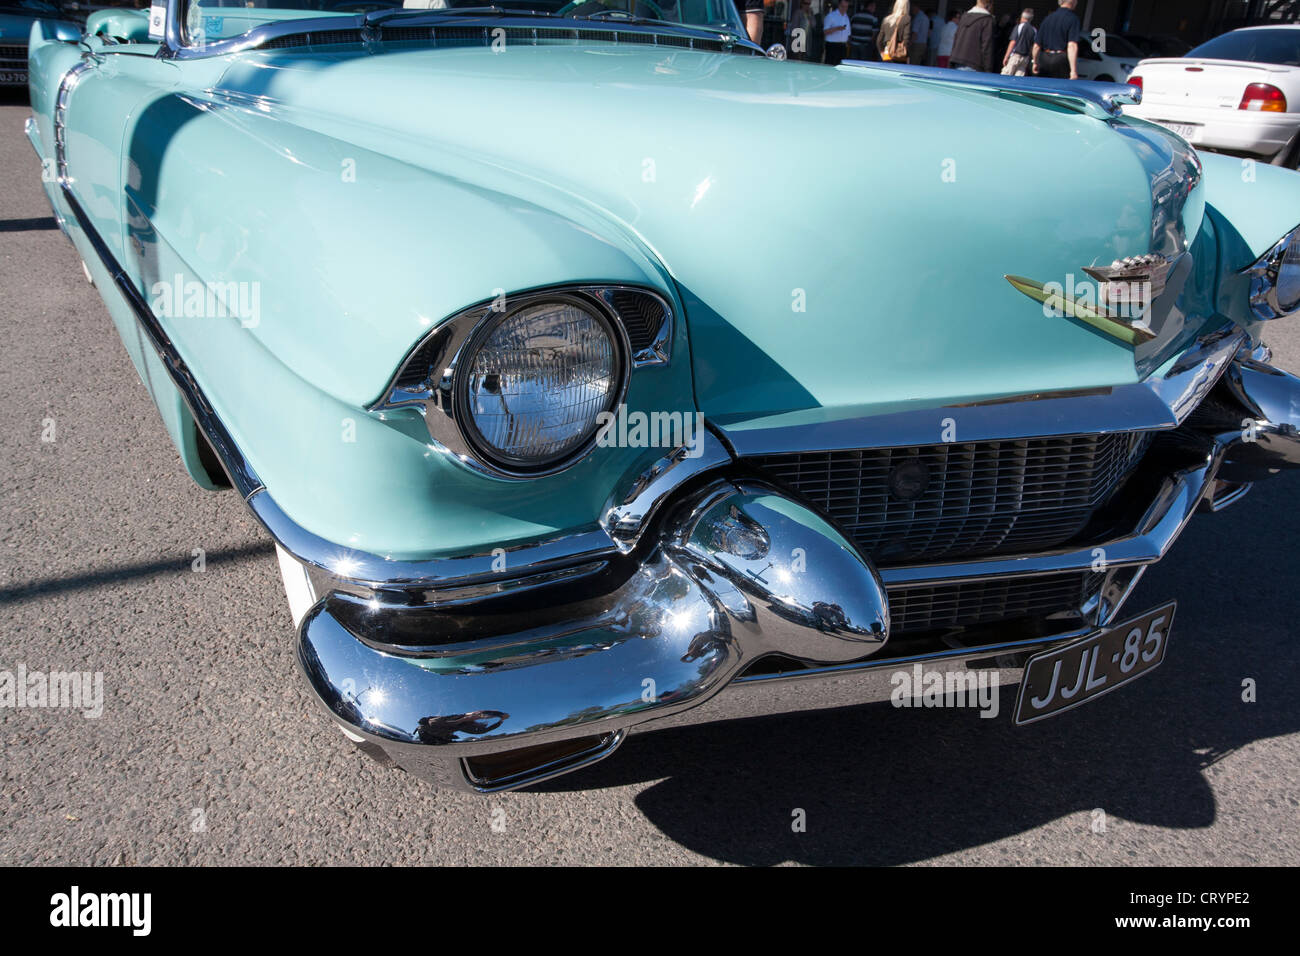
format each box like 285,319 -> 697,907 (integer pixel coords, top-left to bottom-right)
534,475 -> 1300,865
0,542 -> 274,607
0,216 -> 57,232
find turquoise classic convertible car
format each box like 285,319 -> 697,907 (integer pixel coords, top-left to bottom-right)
25,0 -> 1300,792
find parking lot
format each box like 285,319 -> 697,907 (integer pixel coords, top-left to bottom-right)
2,96 -> 1298,866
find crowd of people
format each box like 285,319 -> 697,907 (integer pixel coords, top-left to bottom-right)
768,0 -> 1089,81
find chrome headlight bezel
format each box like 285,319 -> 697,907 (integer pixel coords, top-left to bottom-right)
1247,225 -> 1300,322
455,295 -> 626,476
370,286 -> 673,480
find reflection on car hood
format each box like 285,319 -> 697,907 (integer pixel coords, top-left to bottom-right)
212,44 -> 1204,422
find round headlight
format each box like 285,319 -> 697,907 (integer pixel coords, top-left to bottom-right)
458,299 -> 622,473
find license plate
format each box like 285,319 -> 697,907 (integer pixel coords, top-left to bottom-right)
1015,601 -> 1175,725
1154,121 -> 1200,142
0,71 -> 28,84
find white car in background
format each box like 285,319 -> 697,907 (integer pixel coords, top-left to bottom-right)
1125,25 -> 1300,167
1075,32 -> 1143,83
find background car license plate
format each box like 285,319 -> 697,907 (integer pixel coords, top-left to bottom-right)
0,72 -> 28,84
1155,121 -> 1199,142
1015,602 -> 1175,725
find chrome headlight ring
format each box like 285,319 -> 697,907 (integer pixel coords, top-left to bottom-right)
1247,225 -> 1300,322
370,286 -> 674,479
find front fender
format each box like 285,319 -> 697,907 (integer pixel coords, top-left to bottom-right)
1198,150 -> 1300,271
109,76 -> 697,558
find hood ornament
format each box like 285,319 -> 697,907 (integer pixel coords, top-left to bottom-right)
1082,253 -> 1172,310
1005,253 -> 1175,348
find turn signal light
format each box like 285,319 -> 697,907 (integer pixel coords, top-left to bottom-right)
1240,83 -> 1287,112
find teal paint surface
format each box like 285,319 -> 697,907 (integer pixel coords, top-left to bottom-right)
28,31 -> 1294,558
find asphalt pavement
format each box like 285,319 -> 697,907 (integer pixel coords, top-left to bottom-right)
1,96 -> 1297,865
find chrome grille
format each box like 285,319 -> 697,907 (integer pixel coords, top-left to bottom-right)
753,432 -> 1151,563
886,573 -> 1103,636
0,42 -> 27,72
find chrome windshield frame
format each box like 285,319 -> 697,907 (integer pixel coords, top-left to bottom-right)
159,0 -> 760,60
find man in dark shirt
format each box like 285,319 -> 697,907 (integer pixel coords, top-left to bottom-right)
1034,0 -> 1082,79
850,1 -> 880,61
949,0 -> 995,73
1001,8 -> 1036,76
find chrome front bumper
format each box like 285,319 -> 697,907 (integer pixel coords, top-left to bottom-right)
295,347 -> 1300,793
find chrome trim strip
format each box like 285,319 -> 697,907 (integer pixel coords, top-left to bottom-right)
53,60 -> 91,184
842,60 -> 1140,118
58,183 -> 264,497
250,490 -> 616,590
719,326 -> 1246,458
1201,480 -> 1253,513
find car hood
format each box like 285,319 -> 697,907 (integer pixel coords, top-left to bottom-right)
212,44 -> 1205,425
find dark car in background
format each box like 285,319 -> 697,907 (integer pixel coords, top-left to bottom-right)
1,0 -> 82,87
1121,32 -> 1192,59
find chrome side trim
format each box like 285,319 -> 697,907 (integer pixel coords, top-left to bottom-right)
250,489 -> 616,591
53,60 -> 91,184
841,60 -> 1140,118
58,184 -> 264,497
719,326 -> 1246,457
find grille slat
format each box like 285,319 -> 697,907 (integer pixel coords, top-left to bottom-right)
886,573 -> 1103,636
753,432 -> 1150,564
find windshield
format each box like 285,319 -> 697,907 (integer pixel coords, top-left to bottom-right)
1186,28 -> 1300,66
0,0 -> 68,16
182,0 -> 748,46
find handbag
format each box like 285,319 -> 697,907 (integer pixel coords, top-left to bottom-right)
882,17 -> 908,62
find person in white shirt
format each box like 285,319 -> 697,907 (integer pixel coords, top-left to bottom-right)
823,0 -> 852,66
908,3 -> 929,67
936,9 -> 959,67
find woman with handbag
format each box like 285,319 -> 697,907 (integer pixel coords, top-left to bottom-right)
876,0 -> 911,63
